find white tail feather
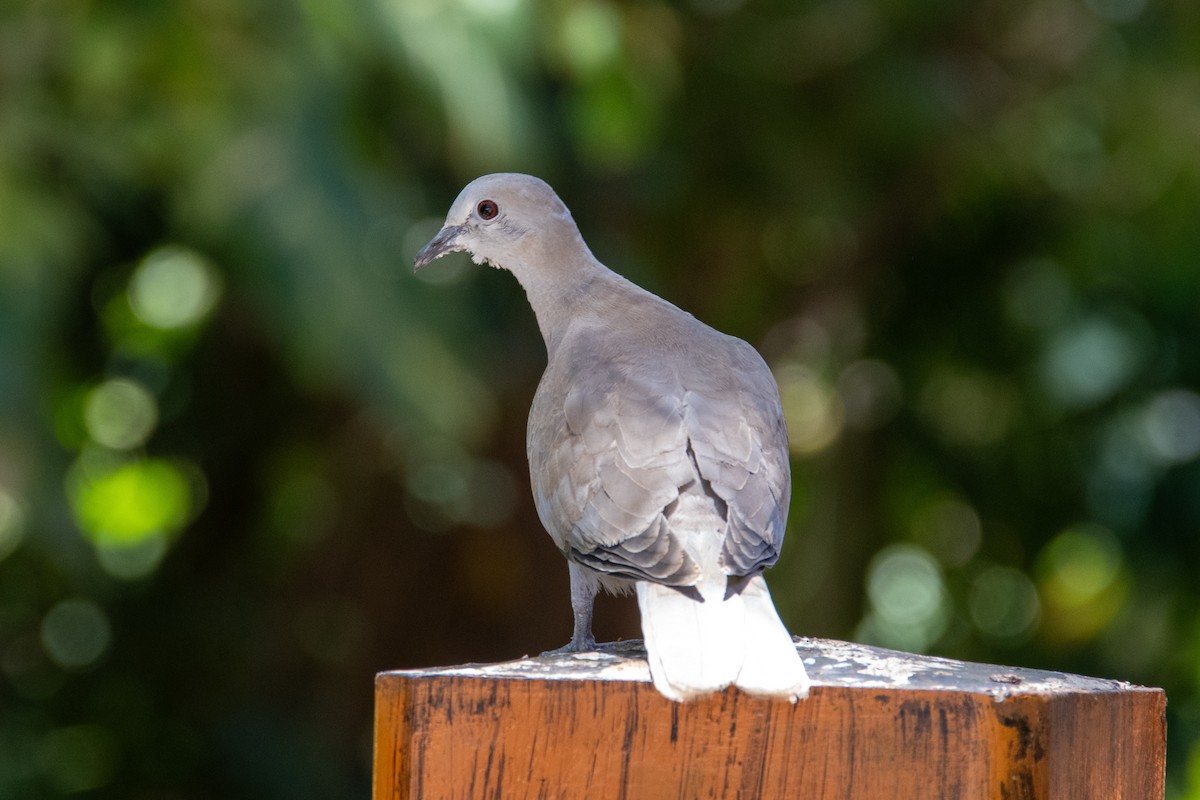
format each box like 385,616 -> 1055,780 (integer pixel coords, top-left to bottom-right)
636,574 -> 810,702
734,575 -> 810,698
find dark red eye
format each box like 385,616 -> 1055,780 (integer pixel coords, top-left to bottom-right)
477,200 -> 498,220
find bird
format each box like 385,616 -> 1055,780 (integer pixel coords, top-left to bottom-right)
414,173 -> 809,702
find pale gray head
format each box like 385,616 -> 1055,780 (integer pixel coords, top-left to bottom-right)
413,173 -> 584,273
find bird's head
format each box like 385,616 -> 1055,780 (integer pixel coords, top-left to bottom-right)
413,173 -> 581,273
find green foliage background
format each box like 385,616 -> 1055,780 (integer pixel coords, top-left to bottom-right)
2,0 -> 1198,795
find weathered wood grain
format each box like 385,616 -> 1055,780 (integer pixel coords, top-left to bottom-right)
373,638 -> 1165,800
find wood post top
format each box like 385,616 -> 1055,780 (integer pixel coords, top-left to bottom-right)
377,637 -> 1158,701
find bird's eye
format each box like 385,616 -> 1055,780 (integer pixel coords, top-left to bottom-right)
477,200 -> 499,220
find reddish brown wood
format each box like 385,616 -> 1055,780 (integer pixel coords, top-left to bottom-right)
373,640 -> 1165,800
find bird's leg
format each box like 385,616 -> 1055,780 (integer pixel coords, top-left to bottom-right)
541,562 -> 599,655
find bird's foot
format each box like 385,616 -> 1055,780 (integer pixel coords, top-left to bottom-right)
540,637 -> 596,657
540,637 -> 627,657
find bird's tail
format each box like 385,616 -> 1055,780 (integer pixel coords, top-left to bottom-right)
635,574 -> 810,702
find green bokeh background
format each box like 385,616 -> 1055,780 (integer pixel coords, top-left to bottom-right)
2,0 -> 1198,796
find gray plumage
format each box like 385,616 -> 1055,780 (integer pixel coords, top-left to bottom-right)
415,173 -> 809,701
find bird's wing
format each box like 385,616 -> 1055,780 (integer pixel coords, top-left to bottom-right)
529,328 -> 790,585
683,337 -> 791,576
530,339 -> 699,585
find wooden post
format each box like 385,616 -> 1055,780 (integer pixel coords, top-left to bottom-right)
374,638 -> 1165,799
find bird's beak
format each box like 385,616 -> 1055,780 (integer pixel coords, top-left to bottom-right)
413,225 -> 466,271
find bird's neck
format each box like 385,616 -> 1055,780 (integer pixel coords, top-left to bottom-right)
505,242 -> 612,357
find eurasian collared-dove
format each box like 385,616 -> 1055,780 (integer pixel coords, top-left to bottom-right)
414,173 -> 809,702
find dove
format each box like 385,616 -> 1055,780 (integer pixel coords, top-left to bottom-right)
414,173 -> 809,702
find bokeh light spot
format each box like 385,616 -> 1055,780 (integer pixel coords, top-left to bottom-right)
862,544 -> 949,652
127,245 -> 221,330
1037,523 -> 1127,642
919,368 -> 1016,447
403,442 -> 519,531
40,599 -> 112,670
1039,523 -> 1122,606
68,458 -> 191,548
0,486 -> 27,562
559,1 -> 623,77
868,544 -> 945,625
83,378 -> 158,450
969,565 -> 1040,642
1140,389 -> 1200,466
404,438 -> 479,531
777,364 -> 843,455
1041,315 -> 1144,409
912,494 -> 982,568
